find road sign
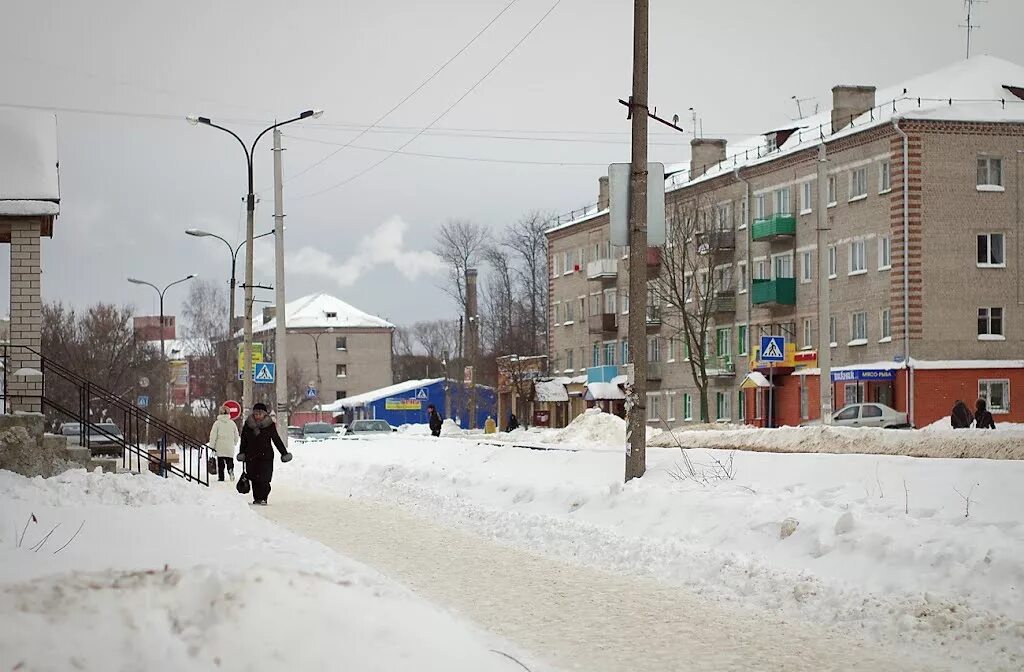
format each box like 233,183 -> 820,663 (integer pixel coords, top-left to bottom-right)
138,377 -> 150,389
463,366 -> 474,386
609,162 -> 666,246
223,400 -> 241,421
136,395 -> 149,408
414,388 -> 428,400
305,386 -> 318,400
759,336 -> 786,363
237,342 -> 264,371
254,362 -> 276,384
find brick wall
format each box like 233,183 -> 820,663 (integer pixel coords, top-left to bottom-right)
8,219 -> 42,412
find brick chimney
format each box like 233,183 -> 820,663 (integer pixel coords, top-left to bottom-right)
262,306 -> 276,324
831,85 -> 876,133
598,176 -> 609,209
689,138 -> 727,179
465,268 -> 479,360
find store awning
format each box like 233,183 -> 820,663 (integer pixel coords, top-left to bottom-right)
740,371 -> 772,389
585,382 -> 625,401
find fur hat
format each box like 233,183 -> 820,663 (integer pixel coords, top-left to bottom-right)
252,403 -> 269,413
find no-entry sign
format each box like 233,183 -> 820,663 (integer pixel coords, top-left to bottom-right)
223,400 -> 242,421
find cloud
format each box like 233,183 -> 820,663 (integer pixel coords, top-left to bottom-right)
257,216 -> 444,289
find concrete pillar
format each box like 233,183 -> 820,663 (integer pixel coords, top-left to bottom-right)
9,219 -> 42,413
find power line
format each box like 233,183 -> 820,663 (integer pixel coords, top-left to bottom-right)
281,0 -> 522,187
289,127 -> 688,146
293,0 -> 565,201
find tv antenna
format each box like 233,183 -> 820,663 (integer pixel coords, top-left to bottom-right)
960,0 -> 986,58
791,95 -> 817,119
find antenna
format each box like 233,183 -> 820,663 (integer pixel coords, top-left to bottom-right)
960,0 -> 986,59
791,95 -> 815,118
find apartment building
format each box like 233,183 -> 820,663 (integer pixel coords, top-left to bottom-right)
546,55 -> 1024,428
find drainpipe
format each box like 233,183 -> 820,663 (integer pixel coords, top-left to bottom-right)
734,167 -> 752,419
892,118 -> 913,425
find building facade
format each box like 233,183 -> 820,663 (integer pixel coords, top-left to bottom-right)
546,56 -> 1024,429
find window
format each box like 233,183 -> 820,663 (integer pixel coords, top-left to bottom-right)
336,391 -> 347,400
665,392 -> 677,421
862,405 -> 883,419
977,157 -> 1003,188
565,349 -> 574,371
737,390 -> 745,421
977,233 -> 1006,267
564,301 -> 575,324
801,250 -> 813,283
879,160 -> 891,192
647,394 -> 662,423
738,325 -> 748,356
621,291 -> 630,315
603,289 -> 616,314
551,254 -> 560,278
716,328 -> 731,357
740,198 -> 749,229
849,167 -> 868,200
648,337 -> 661,363
774,187 -> 791,216
754,194 -> 766,219
803,318 -> 814,349
621,339 -> 630,365
801,181 -> 813,214
683,275 -> 693,302
683,394 -> 693,421
604,341 -> 616,366
715,266 -> 733,294
667,338 -> 676,362
827,176 -> 837,205
754,259 -> 770,281
773,253 -> 793,280
978,307 -> 1004,338
592,343 -> 601,367
836,405 -> 859,421
716,391 -> 731,421
979,379 -> 1010,413
845,383 -> 864,405
717,202 -> 732,230
881,309 -> 892,341
336,364 -> 348,378
563,250 -> 573,275
552,302 -> 561,324
849,240 -> 867,274
589,293 -> 601,316
828,245 -> 837,278
335,336 -> 347,351
738,263 -> 748,294
829,315 -> 837,347
325,311 -> 338,319
850,312 -> 868,345
579,297 -> 586,321
879,236 -> 892,270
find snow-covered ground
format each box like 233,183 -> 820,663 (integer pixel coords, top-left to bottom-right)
279,412 -> 1024,671
0,469 -> 549,672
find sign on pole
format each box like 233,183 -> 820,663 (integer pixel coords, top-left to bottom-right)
609,162 -> 666,246
237,342 -> 264,371
463,366 -> 474,386
136,395 -> 149,408
223,400 -> 242,420
759,336 -> 786,363
253,362 -> 276,384
305,386 -> 318,400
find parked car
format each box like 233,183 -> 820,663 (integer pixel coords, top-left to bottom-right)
59,421 -> 125,453
801,403 -> 911,429
301,422 -> 337,441
346,419 -> 396,435
287,425 -> 303,439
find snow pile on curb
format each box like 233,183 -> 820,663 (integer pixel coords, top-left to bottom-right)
440,418 -> 466,437
650,424 -> 1024,459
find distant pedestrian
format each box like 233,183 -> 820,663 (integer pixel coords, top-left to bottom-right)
427,404 -> 443,437
209,404 -> 240,482
950,400 -> 973,429
506,413 -> 520,432
237,403 -> 292,506
974,399 -> 996,429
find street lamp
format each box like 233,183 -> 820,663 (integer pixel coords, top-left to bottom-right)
127,274 -> 198,359
187,108 -> 323,415
288,327 -> 335,421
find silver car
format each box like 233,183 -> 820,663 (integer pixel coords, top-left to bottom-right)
803,403 -> 911,429
346,419 -> 396,435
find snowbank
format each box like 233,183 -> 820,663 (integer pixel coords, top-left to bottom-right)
480,408 -> 660,450
0,469 -> 540,671
440,418 -> 465,437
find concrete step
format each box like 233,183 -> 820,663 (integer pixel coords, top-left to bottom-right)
87,457 -> 119,474
63,446 -> 93,464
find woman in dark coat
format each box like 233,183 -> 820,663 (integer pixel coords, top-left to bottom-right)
427,404 -> 443,438
975,399 -> 996,429
237,403 -> 292,505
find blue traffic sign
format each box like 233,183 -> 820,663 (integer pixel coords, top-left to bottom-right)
136,395 -> 149,408
238,362 -> 277,383
305,386 -> 318,400
759,336 -> 786,363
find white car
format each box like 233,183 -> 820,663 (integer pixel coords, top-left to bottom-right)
803,403 -> 911,429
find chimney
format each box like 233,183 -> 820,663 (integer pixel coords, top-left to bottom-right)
831,85 -> 876,133
464,268 -> 479,359
262,306 -> 276,324
598,176 -> 609,209
689,138 -> 727,179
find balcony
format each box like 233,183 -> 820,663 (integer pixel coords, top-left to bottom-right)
710,355 -> 737,378
646,362 -> 663,381
586,258 -> 618,281
645,306 -> 662,327
697,229 -> 736,254
588,312 -> 618,335
711,291 -> 736,314
752,213 -> 796,241
751,277 -> 797,306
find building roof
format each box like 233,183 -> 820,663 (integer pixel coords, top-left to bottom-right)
535,379 -> 569,402
317,378 -> 444,412
584,382 -> 625,401
0,110 -> 60,212
247,293 -> 394,336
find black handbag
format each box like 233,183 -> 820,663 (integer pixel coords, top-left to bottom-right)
236,463 -> 250,494
207,456 -> 217,475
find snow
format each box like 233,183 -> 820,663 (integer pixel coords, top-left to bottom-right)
0,469 -> 539,671
0,110 -> 59,201
0,199 -> 59,216
318,377 -> 442,412
583,381 -> 623,400
534,379 -> 569,402
277,433 -> 1024,671
248,292 -> 394,336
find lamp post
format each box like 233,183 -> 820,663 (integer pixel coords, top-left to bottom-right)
289,328 -> 335,421
187,108 -> 323,415
127,274 -> 198,359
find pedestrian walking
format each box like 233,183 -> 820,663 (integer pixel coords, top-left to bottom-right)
950,400 -> 973,429
209,404 -> 239,482
428,404 -> 443,438
974,398 -> 996,429
506,413 -> 520,432
237,403 -> 292,505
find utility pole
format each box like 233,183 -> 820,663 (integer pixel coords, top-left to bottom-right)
625,0 -> 649,482
816,144 -> 833,424
273,129 -> 289,443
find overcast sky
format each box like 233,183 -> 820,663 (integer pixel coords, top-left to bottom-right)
3,0 -> 1024,328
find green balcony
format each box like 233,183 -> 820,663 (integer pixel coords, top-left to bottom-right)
752,213 -> 796,241
751,278 -> 796,306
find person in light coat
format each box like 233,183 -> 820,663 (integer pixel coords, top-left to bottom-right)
209,405 -> 240,482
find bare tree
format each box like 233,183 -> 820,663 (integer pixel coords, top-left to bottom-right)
434,219 -> 488,312
503,211 -> 550,354
481,245 -> 515,353
180,279 -> 231,413
650,197 -> 735,423
496,354 -> 545,428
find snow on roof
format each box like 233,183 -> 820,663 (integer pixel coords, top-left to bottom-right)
584,382 -> 624,401
910,359 -> 1024,370
0,110 -> 59,202
544,206 -> 608,236
535,380 -> 569,402
318,378 -> 443,411
146,338 -> 206,360
741,371 -> 772,388
0,200 -> 59,217
248,293 -> 394,337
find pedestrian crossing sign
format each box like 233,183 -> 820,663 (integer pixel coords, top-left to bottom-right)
759,336 -> 786,363
414,388 -> 428,400
254,362 -> 276,384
